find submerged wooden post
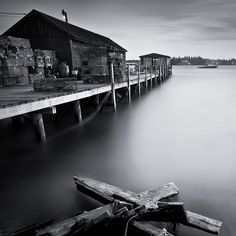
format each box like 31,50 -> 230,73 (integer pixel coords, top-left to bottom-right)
138,64 -> 141,96
32,112 -> 46,142
111,63 -> 117,111
145,65 -> 148,91
74,100 -> 83,124
127,64 -> 131,103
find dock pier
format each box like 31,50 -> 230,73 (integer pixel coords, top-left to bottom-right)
0,64 -> 171,142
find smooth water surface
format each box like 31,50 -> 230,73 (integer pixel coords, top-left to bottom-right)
0,65 -> 236,235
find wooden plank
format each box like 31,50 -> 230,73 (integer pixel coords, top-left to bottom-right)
139,182 -> 179,202
36,202 -> 128,236
142,202 -> 188,223
132,221 -> 174,236
139,188 -> 222,235
110,63 -> 117,111
185,210 -> 222,235
74,175 -> 158,209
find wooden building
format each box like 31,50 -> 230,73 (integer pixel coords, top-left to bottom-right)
2,9 -> 127,82
140,53 -> 171,68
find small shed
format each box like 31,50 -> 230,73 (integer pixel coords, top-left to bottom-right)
140,53 -> 171,68
2,9 -> 127,82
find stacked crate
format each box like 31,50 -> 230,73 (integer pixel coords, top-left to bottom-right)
0,36 -> 35,86
33,49 -> 57,76
108,52 -> 126,82
81,47 -> 109,84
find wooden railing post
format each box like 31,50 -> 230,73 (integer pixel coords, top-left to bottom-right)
127,65 -> 131,103
111,63 -> 117,111
138,64 -> 141,96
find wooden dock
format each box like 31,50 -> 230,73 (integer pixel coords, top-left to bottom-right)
0,65 -> 170,142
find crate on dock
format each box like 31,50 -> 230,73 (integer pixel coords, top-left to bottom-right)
1,55 -> 18,67
0,66 -> 20,77
0,36 -> 21,48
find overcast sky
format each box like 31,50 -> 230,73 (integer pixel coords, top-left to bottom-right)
1,0 -> 236,59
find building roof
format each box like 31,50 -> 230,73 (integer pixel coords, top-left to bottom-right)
3,9 -> 127,52
140,53 -> 171,58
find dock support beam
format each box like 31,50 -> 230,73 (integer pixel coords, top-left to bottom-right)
138,64 -> 141,96
155,66 -> 157,86
150,66 -> 153,89
32,112 -> 46,142
145,65 -> 148,91
74,100 -> 83,124
111,63 -> 117,111
94,94 -> 99,108
127,64 -> 131,103
160,65 -> 163,83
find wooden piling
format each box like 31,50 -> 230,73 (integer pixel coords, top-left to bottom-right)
32,112 -> 46,142
150,66 -> 153,89
138,64 -> 141,96
111,63 -> 117,110
127,64 -> 131,103
94,94 -> 99,108
159,65 -> 162,84
74,100 -> 83,124
145,65 -> 148,91
154,66 -> 157,86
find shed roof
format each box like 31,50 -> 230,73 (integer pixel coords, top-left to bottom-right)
3,9 -> 127,52
140,53 -> 171,58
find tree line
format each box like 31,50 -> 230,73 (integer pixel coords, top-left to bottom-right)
170,56 -> 236,65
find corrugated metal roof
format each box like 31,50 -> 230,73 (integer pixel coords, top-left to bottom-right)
3,9 -> 127,52
140,53 -> 171,58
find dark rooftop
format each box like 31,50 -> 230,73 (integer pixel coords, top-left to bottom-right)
140,53 -> 171,58
3,9 -> 127,52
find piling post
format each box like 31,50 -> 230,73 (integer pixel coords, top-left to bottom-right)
154,65 -> 157,86
74,100 -> 83,124
150,66 -> 153,89
94,94 -> 99,108
111,63 -> 117,111
164,64 -> 167,80
159,65 -> 162,84
32,112 -> 46,142
145,65 -> 148,91
127,64 -> 131,103
138,64 -> 141,96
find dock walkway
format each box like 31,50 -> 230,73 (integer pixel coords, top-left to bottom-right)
0,68 -> 169,141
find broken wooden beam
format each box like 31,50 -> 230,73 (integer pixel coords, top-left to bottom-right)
132,221 -> 174,236
35,201 -> 128,236
74,175 -> 173,209
139,182 -> 179,202
185,210 -> 222,235
140,196 -> 222,234
74,175 -> 222,235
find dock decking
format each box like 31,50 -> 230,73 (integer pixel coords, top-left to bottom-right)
0,66 -> 170,141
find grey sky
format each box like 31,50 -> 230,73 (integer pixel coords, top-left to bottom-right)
1,0 -> 236,59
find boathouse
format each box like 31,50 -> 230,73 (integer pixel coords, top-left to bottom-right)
140,53 -> 171,67
2,9 -> 127,82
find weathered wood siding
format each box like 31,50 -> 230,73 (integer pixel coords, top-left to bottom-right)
5,14 -> 72,67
